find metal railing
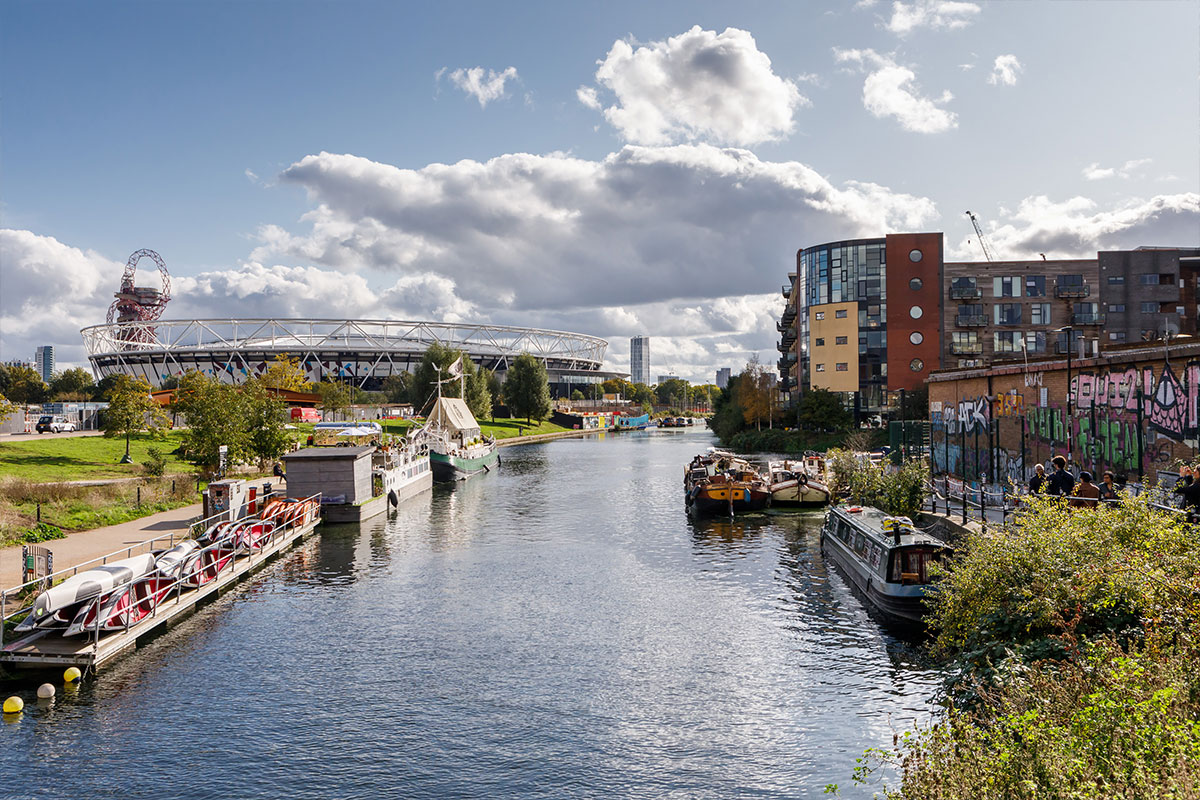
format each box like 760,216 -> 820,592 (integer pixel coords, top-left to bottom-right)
955,314 -> 987,327
949,286 -> 982,299
1055,285 -> 1091,298
0,490 -> 321,660
1071,312 -> 1106,325
949,343 -> 984,355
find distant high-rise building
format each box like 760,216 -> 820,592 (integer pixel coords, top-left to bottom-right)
716,367 -> 731,389
657,374 -> 681,384
630,335 -> 650,385
34,346 -> 54,384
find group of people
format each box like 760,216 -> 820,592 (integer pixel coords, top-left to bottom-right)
1027,455 -> 1121,509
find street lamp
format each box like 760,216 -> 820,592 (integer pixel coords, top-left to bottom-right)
1056,325 -> 1075,464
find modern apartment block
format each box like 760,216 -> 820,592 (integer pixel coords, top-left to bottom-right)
34,346 -> 54,384
777,234 -> 1199,413
629,335 -> 650,385
715,367 -> 731,389
942,258 -> 1099,367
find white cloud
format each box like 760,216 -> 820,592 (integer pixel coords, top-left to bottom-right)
1082,158 -> 1153,181
441,66 -> 519,107
264,147 -> 935,313
0,230 -> 119,367
987,54 -> 1022,86
834,48 -> 957,133
244,169 -> 260,183
947,193 -> 1200,259
582,26 -> 807,146
576,86 -> 601,110
885,0 -> 981,35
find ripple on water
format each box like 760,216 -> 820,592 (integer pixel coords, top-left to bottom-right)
3,429 -> 938,799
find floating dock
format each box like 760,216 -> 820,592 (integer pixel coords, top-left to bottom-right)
1,505 -> 321,672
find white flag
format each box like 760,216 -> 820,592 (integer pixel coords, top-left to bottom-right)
447,356 -> 463,378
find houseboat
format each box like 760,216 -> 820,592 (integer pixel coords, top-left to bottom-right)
684,449 -> 771,515
767,460 -> 831,508
420,395 -> 498,482
374,437 -> 433,506
820,505 -> 952,626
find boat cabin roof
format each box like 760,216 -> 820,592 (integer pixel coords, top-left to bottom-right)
829,505 -> 948,550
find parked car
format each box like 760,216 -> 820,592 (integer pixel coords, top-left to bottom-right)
35,415 -> 77,433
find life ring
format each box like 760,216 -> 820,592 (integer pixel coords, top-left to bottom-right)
797,473 -> 809,486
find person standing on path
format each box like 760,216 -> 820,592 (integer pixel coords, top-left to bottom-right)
1028,463 -> 1046,494
1046,455 -> 1075,498
1097,471 -> 1120,504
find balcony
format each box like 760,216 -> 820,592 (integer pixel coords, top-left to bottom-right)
782,284 -> 792,299
949,286 -> 982,299
955,314 -> 988,327
787,271 -> 797,281
781,328 -> 797,346
781,305 -> 797,325
1071,313 -> 1106,325
950,343 -> 984,355
1055,284 -> 1091,298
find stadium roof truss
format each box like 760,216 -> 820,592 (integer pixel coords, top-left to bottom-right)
81,319 -> 609,389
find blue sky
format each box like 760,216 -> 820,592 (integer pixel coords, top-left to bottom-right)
2,0 -> 1197,380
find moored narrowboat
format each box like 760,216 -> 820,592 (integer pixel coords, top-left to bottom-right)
820,505 -> 952,626
684,450 -> 771,515
767,460 -> 831,508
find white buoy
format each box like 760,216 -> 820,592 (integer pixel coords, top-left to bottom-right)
37,684 -> 55,700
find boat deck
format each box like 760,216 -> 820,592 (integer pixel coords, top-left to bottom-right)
1,515 -> 321,671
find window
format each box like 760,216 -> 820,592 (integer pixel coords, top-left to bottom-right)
1025,276 -> 1046,297
994,303 -> 1023,325
909,305 -> 924,319
1141,302 -> 1158,313
1109,332 -> 1127,342
836,363 -> 849,371
1108,275 -> 1125,285
909,331 -> 924,345
951,332 -> 978,346
815,364 -> 826,372
993,276 -> 1021,297
994,331 -> 1023,352
814,338 -> 825,346
1139,273 -> 1161,285
910,358 -> 924,372
909,249 -> 923,262
1109,304 -> 1126,312
950,276 -> 979,296
835,309 -> 848,319
814,311 -> 825,320
835,335 -> 848,345
1025,331 -> 1046,353
909,277 -> 923,291
1029,303 -> 1051,325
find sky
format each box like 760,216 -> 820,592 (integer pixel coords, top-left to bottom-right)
2,0 -> 1198,382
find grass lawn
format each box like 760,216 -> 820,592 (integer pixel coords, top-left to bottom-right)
0,432 -> 194,482
373,418 -> 569,440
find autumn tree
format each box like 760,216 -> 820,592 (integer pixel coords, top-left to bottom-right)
737,357 -> 773,431
104,375 -> 168,463
258,355 -> 311,392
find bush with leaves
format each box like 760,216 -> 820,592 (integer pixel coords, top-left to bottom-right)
825,449 -> 925,518
142,447 -> 167,477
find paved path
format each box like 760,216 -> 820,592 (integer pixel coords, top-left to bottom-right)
0,503 -> 202,590
3,430 -> 104,443
1,478 -> 285,590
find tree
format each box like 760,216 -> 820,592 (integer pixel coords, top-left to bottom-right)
629,382 -> 656,406
412,343 -> 465,412
93,374 -> 123,401
382,372 -> 413,405
315,380 -> 352,422
50,367 -> 95,399
571,389 -> 585,401
6,365 -> 48,405
172,371 -> 250,470
258,355 -> 311,392
505,353 -> 552,423
0,394 -> 18,425
104,375 -> 168,463
600,378 -> 635,399
795,388 -> 852,432
655,378 -> 690,407
485,369 -> 503,419
465,366 -> 492,421
736,358 -> 773,430
243,382 -> 291,469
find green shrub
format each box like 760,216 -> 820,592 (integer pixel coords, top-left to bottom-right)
22,522 -> 64,543
142,447 -> 167,477
826,449 -> 925,518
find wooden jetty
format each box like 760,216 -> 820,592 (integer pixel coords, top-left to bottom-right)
0,498 -> 321,672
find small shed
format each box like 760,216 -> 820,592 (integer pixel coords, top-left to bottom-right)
281,446 -> 374,505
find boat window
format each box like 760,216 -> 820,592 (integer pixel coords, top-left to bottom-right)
890,547 -> 941,584
853,533 -> 868,558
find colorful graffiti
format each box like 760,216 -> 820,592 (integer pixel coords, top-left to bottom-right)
933,360 -> 1200,484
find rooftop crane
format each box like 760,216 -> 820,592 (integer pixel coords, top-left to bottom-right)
964,210 -> 996,262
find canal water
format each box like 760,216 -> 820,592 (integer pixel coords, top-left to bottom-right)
2,429 -> 939,798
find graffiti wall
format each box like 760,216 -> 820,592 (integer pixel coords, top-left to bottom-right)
930,359 -> 1200,485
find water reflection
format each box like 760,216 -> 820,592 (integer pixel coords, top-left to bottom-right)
1,427 -> 940,800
